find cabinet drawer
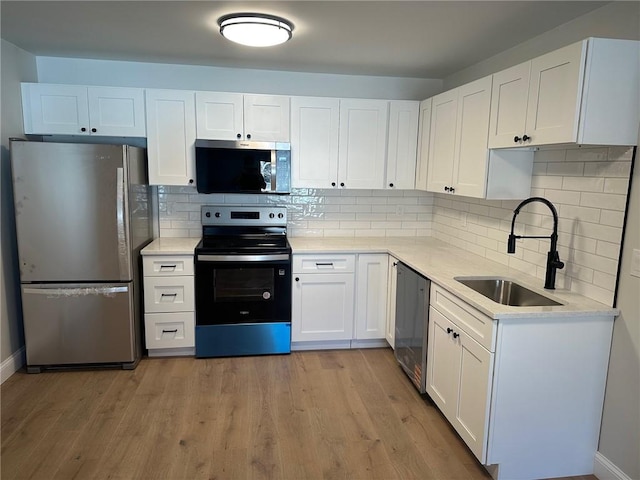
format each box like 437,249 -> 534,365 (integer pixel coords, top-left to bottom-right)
430,284 -> 496,351
293,254 -> 356,273
145,312 -> 195,349
143,255 -> 194,276
143,276 -> 194,313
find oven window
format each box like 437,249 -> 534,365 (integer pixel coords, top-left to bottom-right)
214,268 -> 274,302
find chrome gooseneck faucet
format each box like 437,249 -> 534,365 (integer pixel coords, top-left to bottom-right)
507,197 -> 565,290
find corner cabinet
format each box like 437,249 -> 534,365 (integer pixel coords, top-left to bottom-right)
489,38 -> 640,148
424,76 -> 534,199
21,83 -> 146,137
195,92 -> 290,142
426,283 -> 615,480
145,89 -> 196,186
385,256 -> 399,348
415,99 -> 432,191
354,254 -> 389,342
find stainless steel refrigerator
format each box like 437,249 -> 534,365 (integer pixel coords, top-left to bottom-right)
11,141 -> 152,372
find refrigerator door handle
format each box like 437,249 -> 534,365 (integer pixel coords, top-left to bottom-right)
116,167 -> 130,280
23,285 -> 129,297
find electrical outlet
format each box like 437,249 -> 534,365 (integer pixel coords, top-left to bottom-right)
631,249 -> 640,278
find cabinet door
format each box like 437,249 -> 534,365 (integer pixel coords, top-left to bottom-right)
488,62 -> 531,148
355,254 -> 389,340
386,101 -> 419,189
290,96 -> 340,188
452,76 -> 492,198
338,99 -> 389,189
415,99 -> 432,191
426,90 -> 457,194
426,307 -> 460,420
292,273 -> 355,342
385,256 -> 398,348
453,329 -> 494,463
22,83 -> 90,135
244,94 -> 290,142
145,89 -> 196,186
525,40 -> 586,145
195,91 -> 243,140
87,86 -> 146,137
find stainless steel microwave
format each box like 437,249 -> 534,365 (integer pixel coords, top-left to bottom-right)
195,140 -> 291,194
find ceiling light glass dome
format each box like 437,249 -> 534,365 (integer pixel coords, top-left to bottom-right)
218,13 -> 293,47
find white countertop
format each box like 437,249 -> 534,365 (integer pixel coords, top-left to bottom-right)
289,236 -> 619,321
141,236 -> 617,320
141,237 -> 200,256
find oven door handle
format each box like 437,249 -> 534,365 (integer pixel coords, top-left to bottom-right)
197,254 -> 290,262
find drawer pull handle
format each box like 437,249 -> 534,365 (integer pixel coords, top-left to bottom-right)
315,262 -> 334,266
161,293 -> 177,297
162,329 -> 178,334
160,264 -> 177,270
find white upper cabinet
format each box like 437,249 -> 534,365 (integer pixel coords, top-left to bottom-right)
415,99 -> 432,191
22,83 -> 146,137
338,99 -> 389,189
385,101 -> 419,190
145,89 -> 196,186
195,92 -> 290,142
290,96 -> 340,189
425,76 -> 533,199
489,38 -> 640,148
291,97 -> 389,189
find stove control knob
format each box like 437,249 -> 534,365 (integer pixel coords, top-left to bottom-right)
205,212 -> 211,218
215,212 -> 221,218
269,213 -> 275,219
278,213 -> 284,219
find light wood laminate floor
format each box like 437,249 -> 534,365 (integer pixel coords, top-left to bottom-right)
2,348 -> 596,480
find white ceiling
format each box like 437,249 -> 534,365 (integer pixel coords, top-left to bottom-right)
0,1 -> 610,79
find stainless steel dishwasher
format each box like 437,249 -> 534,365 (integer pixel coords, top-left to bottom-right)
394,261 -> 430,393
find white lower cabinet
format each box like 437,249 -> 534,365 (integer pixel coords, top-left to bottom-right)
426,283 -> 615,480
385,256 -> 398,348
427,304 -> 493,462
142,255 -> 195,356
291,253 -> 389,349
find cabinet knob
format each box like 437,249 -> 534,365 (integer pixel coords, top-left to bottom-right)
189,179 -> 194,184
331,182 -> 336,187
450,187 -> 455,193
91,128 -> 97,133
80,127 -> 87,132
246,134 -> 251,139
522,134 -> 531,142
447,327 -> 453,334
444,186 -> 450,192
295,277 -> 300,282
389,183 -> 394,188
340,182 -> 345,187
237,133 -> 242,139
514,136 -> 521,143
393,262 -> 398,267
453,332 -> 459,339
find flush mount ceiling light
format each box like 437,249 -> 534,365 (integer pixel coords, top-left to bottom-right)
218,13 -> 293,47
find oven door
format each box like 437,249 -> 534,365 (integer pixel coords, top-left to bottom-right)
195,253 -> 291,326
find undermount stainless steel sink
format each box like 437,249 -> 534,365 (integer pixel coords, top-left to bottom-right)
455,277 -> 562,307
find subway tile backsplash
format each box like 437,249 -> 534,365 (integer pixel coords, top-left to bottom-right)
158,146 -> 633,306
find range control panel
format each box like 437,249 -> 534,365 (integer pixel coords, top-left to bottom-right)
201,205 -> 287,227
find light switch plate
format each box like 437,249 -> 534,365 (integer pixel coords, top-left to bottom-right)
631,249 -> 640,278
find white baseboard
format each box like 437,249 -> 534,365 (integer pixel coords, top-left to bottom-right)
1,347 -> 25,384
594,452 -> 633,480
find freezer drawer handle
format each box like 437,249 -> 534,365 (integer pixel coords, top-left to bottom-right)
162,329 -> 178,334
22,286 -> 128,297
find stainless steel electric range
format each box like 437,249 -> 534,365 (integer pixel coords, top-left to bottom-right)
194,205 -> 291,357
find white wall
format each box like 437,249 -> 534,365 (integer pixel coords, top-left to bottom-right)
444,2 -> 640,89
35,57 -> 442,100
0,39 -> 37,375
